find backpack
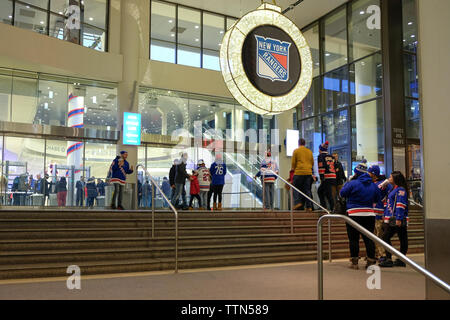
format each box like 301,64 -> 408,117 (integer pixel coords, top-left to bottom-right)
333,195 -> 348,215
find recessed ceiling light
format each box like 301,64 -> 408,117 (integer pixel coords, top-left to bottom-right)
169,20 -> 173,23
411,35 -> 415,38
408,22 -> 413,25
195,38 -> 199,42
40,21 -> 44,25
171,34 -> 175,37
360,11 -> 365,15
325,53 -> 330,57
89,17 -> 94,21
195,25 -> 199,29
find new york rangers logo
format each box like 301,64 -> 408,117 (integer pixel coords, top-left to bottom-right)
255,35 -> 291,82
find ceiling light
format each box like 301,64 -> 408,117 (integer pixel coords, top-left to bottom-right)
195,38 -> 199,42
171,34 -> 175,37
59,11 -> 63,14
89,17 -> 94,21
40,21 -> 44,25
195,25 -> 199,29
8,15 -> 12,19
408,22 -> 413,25
169,20 -> 173,23
411,35 -> 415,38
325,53 -> 330,57
360,11 -> 365,15
49,91 -> 54,99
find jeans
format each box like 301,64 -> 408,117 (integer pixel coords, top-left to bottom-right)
199,191 -> 209,209
142,194 -> 152,208
293,175 -> 313,209
346,216 -> 376,259
76,191 -> 83,207
189,194 -> 201,208
171,183 -> 185,207
111,183 -> 124,208
87,196 -> 95,207
263,182 -> 275,210
318,179 -> 335,211
383,224 -> 408,259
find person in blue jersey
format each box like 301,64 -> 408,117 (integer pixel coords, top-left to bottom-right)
210,153 -> 227,211
109,151 -> 134,210
379,171 -> 409,268
340,159 -> 381,270
368,165 -> 393,262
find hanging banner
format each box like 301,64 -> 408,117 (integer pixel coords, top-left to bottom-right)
220,3 -> 312,115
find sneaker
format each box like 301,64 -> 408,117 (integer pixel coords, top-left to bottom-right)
378,256 -> 387,263
349,257 -> 359,270
379,259 -> 394,268
188,207 -> 194,210
393,259 -> 406,267
365,258 -> 377,269
117,205 -> 124,210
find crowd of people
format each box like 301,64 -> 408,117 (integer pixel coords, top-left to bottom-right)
289,138 -> 410,269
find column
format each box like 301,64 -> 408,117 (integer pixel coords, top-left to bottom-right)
417,0 -> 450,299
116,0 -> 149,208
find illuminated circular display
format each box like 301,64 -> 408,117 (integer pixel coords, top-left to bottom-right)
220,4 -> 313,115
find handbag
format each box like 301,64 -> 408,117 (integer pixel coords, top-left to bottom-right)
333,195 -> 347,215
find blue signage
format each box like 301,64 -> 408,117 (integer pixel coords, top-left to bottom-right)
123,112 -> 141,145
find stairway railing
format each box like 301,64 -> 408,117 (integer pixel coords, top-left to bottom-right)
262,170 -> 333,261
136,164 -> 179,273
317,214 -> 450,300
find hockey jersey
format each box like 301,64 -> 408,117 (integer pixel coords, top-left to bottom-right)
374,180 -> 393,220
255,161 -> 278,183
210,162 -> 227,185
197,166 -> 211,191
384,186 -> 409,225
317,151 -> 336,181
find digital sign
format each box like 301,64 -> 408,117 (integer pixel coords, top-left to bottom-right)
286,129 -> 299,157
123,112 -> 141,145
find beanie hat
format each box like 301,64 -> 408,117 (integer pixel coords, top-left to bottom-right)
354,159 -> 368,176
120,151 -> 127,155
368,165 -> 380,177
197,159 -> 205,166
319,141 -> 329,152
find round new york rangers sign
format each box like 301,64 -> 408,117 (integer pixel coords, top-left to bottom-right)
220,3 -> 312,115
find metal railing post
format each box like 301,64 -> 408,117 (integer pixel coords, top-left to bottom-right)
317,214 -> 450,299
290,187 -> 294,234
151,183 -> 155,239
262,171 -> 266,211
328,220 -> 332,262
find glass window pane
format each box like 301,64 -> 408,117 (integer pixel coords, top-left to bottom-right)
300,117 -> 322,176
49,13 -> 65,40
151,0 -> 176,63
46,138 -> 84,207
84,140 -> 116,208
203,49 -> 220,71
11,75 -> 38,124
178,7 -> 201,68
83,84 -> 118,130
323,66 -> 349,112
81,0 -> 107,30
4,136 -> 44,206
404,53 -> 418,98
299,77 -> 320,118
402,0 -> 418,52
350,53 -> 382,104
51,0 -> 75,14
0,0 -> 13,25
22,0 -> 49,9
324,7 -> 347,72
303,23 -> 320,77
351,99 -> 385,174
323,110 -> 350,178
139,88 -> 188,135
203,13 -> 224,70
0,73 -> 12,122
14,3 -> 48,35
349,0 -> 381,61
405,99 -> 420,139
36,80 -> 68,126
82,24 -> 106,51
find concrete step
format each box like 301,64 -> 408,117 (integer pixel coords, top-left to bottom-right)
0,244 -> 425,280
0,228 -> 425,251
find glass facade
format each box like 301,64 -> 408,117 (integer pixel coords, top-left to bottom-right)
0,68 -> 118,129
150,0 -> 237,71
297,0 -> 385,177
0,0 -> 109,52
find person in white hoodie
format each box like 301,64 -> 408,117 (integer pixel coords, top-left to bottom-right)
196,159 -> 211,210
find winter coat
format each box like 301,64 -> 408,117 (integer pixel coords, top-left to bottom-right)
56,178 -> 67,193
384,186 -> 409,223
318,151 -> 336,182
110,156 -> 133,185
374,180 -> 393,220
86,179 -> 98,198
339,173 -> 381,217
175,162 -> 190,184
190,176 -> 200,195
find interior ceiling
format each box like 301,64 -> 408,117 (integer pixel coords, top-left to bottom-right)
164,0 -> 348,29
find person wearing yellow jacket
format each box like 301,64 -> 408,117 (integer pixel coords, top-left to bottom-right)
291,138 -> 314,211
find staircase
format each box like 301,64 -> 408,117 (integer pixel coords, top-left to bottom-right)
0,209 -> 424,280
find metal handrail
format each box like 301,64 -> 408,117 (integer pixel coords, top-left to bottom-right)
136,164 -> 179,273
261,169 -> 333,261
317,214 -> 450,300
409,198 -> 424,208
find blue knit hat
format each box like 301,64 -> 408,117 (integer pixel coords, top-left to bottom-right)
354,159 -> 368,175
120,150 -> 127,155
368,165 -> 380,177
319,141 -> 329,152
